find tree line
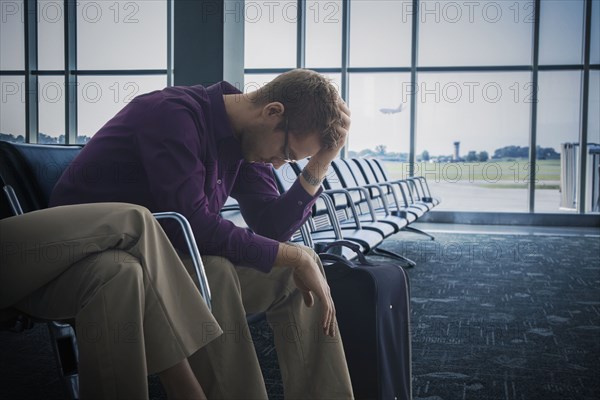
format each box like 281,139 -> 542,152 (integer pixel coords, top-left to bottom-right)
350,145 -> 560,162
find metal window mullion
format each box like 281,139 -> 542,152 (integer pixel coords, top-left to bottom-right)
65,0 -> 77,145
578,0 -> 593,213
24,0 -> 38,144
408,0 -> 419,178
74,70 -> 167,76
167,0 -> 174,86
297,0 -> 305,69
528,0 -> 541,212
340,0 -> 350,159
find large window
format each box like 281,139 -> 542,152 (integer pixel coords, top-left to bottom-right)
347,73 -> 411,158
419,0 -> 533,66
2,0 -> 597,215
350,0 -> 412,67
244,0 -> 599,215
415,72 -> 531,212
536,71 -> 582,213
244,0 -> 297,69
0,0 -> 169,144
0,76 -> 26,141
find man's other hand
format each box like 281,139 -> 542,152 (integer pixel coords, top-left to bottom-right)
275,243 -> 336,337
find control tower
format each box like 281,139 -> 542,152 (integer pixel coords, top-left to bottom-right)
453,141 -> 461,161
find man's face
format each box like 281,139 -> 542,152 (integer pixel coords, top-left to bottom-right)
241,120 -> 322,169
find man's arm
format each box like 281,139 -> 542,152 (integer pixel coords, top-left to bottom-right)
231,163 -> 319,242
137,104 -> 280,272
231,100 -> 351,242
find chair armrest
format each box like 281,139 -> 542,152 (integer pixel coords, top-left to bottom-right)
299,222 -> 314,248
323,188 -> 370,226
327,186 -> 379,222
361,183 -> 394,214
152,212 -> 212,311
372,181 -> 403,213
318,192 -> 345,239
3,184 -> 24,216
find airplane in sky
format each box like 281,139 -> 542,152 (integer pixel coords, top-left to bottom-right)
379,103 -> 404,114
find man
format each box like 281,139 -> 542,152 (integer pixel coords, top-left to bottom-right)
0,203 -> 221,399
50,69 -> 354,398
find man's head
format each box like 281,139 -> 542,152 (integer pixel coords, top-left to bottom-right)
229,69 -> 345,168
251,69 -> 343,150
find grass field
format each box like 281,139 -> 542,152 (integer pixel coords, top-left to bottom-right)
383,159 -> 561,189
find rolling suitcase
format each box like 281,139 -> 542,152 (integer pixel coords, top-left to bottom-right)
319,241 -> 412,400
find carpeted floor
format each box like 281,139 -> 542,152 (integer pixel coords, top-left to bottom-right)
396,232 -> 600,400
1,231 -> 599,400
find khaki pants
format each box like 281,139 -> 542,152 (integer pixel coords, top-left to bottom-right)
0,203 -> 221,400
183,249 -> 354,400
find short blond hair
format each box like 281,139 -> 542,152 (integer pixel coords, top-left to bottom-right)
250,69 -> 342,149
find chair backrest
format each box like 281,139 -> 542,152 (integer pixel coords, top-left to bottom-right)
331,159 -> 358,187
0,141 -> 83,218
330,159 -> 363,204
344,159 -> 368,186
347,159 -> 388,204
354,158 -> 379,185
366,159 -> 387,183
371,159 -> 390,181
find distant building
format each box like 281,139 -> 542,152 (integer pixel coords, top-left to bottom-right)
453,141 -> 461,161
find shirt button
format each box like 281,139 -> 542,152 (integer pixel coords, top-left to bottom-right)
297,201 -> 303,206
217,179 -> 222,185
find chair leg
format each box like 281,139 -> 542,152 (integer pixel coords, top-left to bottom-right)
370,247 -> 417,268
404,226 -> 435,241
47,321 -> 80,400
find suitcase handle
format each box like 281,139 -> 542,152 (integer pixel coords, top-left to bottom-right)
317,239 -> 362,254
317,240 -> 373,266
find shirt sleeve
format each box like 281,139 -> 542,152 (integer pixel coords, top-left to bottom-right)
230,162 -> 322,242
136,101 -> 279,272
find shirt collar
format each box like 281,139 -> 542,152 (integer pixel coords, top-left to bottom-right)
206,81 -> 243,142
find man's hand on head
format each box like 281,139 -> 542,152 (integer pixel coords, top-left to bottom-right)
299,99 -> 351,195
312,99 -> 351,166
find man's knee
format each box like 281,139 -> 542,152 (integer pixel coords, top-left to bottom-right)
114,203 -> 153,225
74,249 -> 143,312
296,244 -> 318,262
182,255 -> 241,294
83,249 -> 143,286
203,255 -> 238,281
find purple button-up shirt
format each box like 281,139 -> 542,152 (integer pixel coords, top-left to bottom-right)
49,82 -> 321,272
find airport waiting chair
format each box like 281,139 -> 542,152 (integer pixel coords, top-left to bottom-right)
278,161 -> 417,266
360,159 -> 432,216
353,158 -> 416,216
370,158 -> 440,208
272,163 -> 379,260
331,159 -> 418,227
293,158 -> 396,239
0,141 -> 212,400
353,158 -> 435,241
360,158 -> 427,219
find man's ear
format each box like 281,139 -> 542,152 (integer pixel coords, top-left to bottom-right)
263,102 -> 285,117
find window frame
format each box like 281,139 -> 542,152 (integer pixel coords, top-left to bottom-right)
244,0 -> 599,215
